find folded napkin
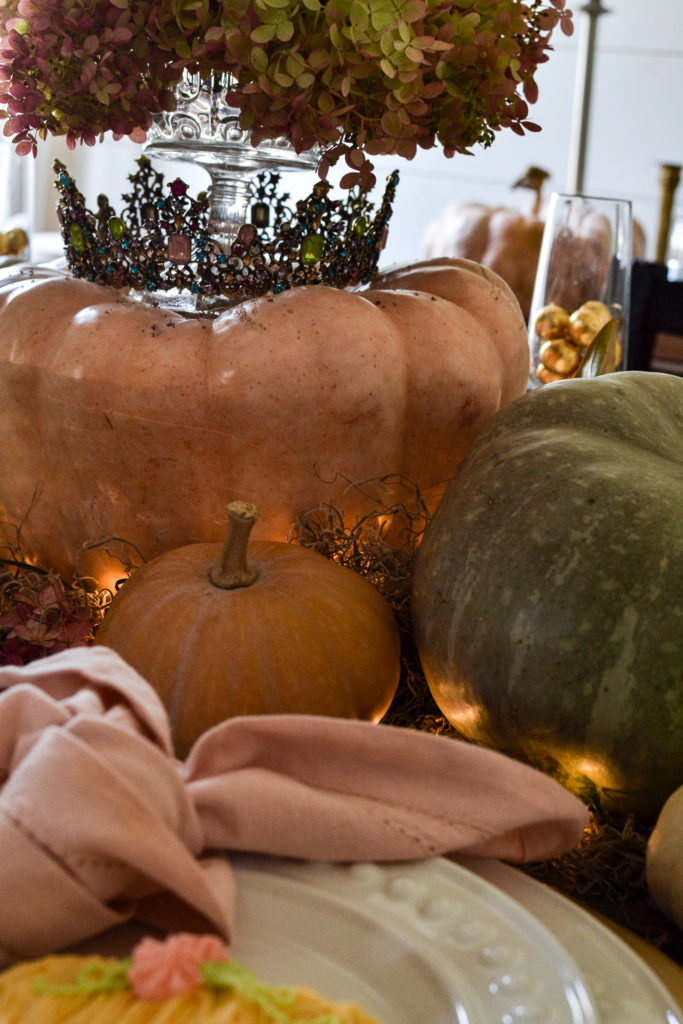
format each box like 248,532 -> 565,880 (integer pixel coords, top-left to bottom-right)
0,646 -> 588,963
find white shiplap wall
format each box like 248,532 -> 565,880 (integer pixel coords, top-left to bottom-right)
13,0 -> 683,267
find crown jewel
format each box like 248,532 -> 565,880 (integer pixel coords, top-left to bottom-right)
53,157 -> 399,307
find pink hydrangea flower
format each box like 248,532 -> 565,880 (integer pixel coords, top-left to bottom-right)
128,933 -> 230,1002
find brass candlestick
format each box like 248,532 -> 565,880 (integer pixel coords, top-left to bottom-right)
655,164 -> 681,264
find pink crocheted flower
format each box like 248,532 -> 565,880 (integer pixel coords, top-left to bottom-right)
129,933 -> 230,1001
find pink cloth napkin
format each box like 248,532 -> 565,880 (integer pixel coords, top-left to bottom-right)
0,646 -> 588,963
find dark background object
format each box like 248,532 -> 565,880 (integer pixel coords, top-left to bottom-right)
627,260 -> 683,374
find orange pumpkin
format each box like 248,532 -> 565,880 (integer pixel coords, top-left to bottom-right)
0,257 -> 528,583
423,168 -> 647,320
95,500 -> 401,757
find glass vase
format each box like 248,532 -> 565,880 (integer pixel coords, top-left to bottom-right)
527,193 -> 633,388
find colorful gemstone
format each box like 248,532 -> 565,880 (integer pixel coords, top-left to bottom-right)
301,233 -> 324,265
353,215 -> 368,237
170,179 -> 188,198
238,223 -> 257,247
251,202 -> 269,228
168,234 -> 192,264
108,216 -> 125,240
69,223 -> 85,252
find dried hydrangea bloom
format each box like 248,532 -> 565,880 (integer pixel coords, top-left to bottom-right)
0,0 -> 573,184
0,0 -> 181,154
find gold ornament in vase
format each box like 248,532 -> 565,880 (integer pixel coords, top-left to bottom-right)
534,303 -> 571,340
539,336 -> 582,375
568,300 -> 612,347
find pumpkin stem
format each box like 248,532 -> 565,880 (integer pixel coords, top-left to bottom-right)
512,165 -> 550,217
208,501 -> 260,590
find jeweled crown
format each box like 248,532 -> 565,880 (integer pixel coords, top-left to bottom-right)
53,157 -> 399,305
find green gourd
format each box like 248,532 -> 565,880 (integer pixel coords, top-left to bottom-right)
411,372 -> 683,822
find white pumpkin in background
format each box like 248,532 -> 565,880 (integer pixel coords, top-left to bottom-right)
646,785 -> 683,930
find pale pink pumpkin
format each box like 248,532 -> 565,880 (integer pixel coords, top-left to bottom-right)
0,258 -> 528,581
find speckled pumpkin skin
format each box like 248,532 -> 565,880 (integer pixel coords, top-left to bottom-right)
411,372 -> 683,822
0,257 -> 528,580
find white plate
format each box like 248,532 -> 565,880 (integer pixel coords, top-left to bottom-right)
230,853 -> 596,1024
460,856 -> 683,1024
70,853 -> 683,1024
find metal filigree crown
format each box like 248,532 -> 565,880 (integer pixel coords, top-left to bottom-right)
53,157 -> 399,304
